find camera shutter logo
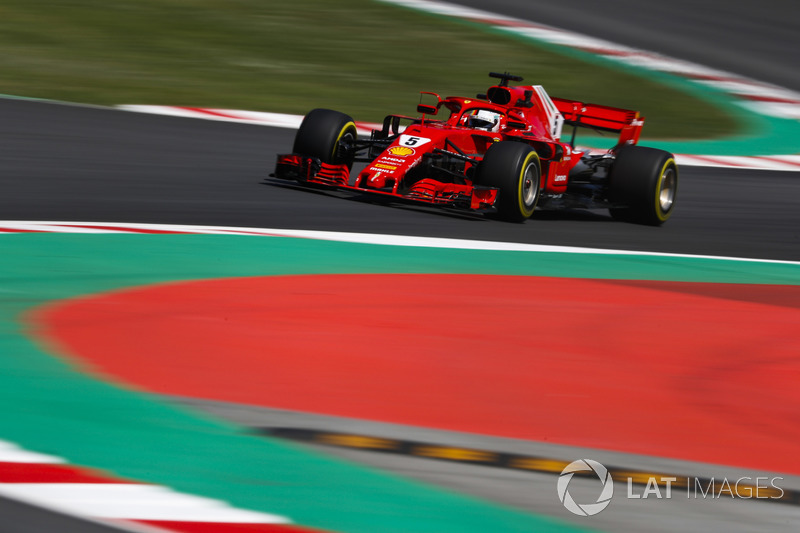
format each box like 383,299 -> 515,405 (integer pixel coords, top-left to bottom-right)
557,459 -> 614,516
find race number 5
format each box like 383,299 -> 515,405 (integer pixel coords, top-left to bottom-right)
399,134 -> 431,148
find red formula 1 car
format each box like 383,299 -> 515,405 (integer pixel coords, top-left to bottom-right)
273,72 -> 677,224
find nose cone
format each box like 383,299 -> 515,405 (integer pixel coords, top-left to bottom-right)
367,172 -> 388,189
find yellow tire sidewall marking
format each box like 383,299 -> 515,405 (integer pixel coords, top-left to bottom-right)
654,158 -> 676,222
331,121 -> 357,161
517,151 -> 540,218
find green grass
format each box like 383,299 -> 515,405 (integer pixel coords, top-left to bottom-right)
0,0 -> 739,139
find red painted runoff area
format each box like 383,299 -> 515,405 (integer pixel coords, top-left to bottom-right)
33,274 -> 800,474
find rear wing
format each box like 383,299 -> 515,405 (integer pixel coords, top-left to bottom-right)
551,97 -> 643,146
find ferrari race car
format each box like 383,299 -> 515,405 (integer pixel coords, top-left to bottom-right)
273,72 -> 678,224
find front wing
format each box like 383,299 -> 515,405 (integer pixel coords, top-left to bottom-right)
273,154 -> 498,212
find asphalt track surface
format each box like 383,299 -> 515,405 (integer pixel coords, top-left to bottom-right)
0,497 -> 146,533
451,0 -> 800,92
1,98 -> 799,261
2,1 -> 800,532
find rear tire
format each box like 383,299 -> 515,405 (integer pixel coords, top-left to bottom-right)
608,145 -> 678,225
475,141 -> 541,222
293,108 -> 357,166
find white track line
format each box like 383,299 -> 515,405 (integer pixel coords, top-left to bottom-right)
3,221 -> 799,266
118,105 -> 381,136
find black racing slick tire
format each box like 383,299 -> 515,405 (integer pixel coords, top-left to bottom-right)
475,141 -> 541,222
608,145 -> 678,225
293,108 -> 357,166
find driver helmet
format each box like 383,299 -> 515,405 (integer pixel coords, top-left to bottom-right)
468,109 -> 501,132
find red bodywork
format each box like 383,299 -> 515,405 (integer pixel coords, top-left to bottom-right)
274,79 -> 644,212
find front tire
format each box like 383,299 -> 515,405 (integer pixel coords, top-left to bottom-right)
293,108 -> 357,166
475,141 -> 541,222
608,145 -> 678,225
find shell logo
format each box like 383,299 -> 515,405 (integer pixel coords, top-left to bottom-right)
388,146 -> 415,157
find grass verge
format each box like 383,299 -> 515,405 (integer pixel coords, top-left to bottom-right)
0,0 -> 739,139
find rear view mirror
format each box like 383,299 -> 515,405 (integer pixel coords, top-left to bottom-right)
417,104 -> 438,115
418,91 -> 441,116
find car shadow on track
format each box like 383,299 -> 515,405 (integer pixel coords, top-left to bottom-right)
261,179 -> 618,224
261,179 -> 490,222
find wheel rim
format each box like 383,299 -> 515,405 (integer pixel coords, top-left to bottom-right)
333,131 -> 355,162
521,162 -> 538,208
659,166 -> 677,213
